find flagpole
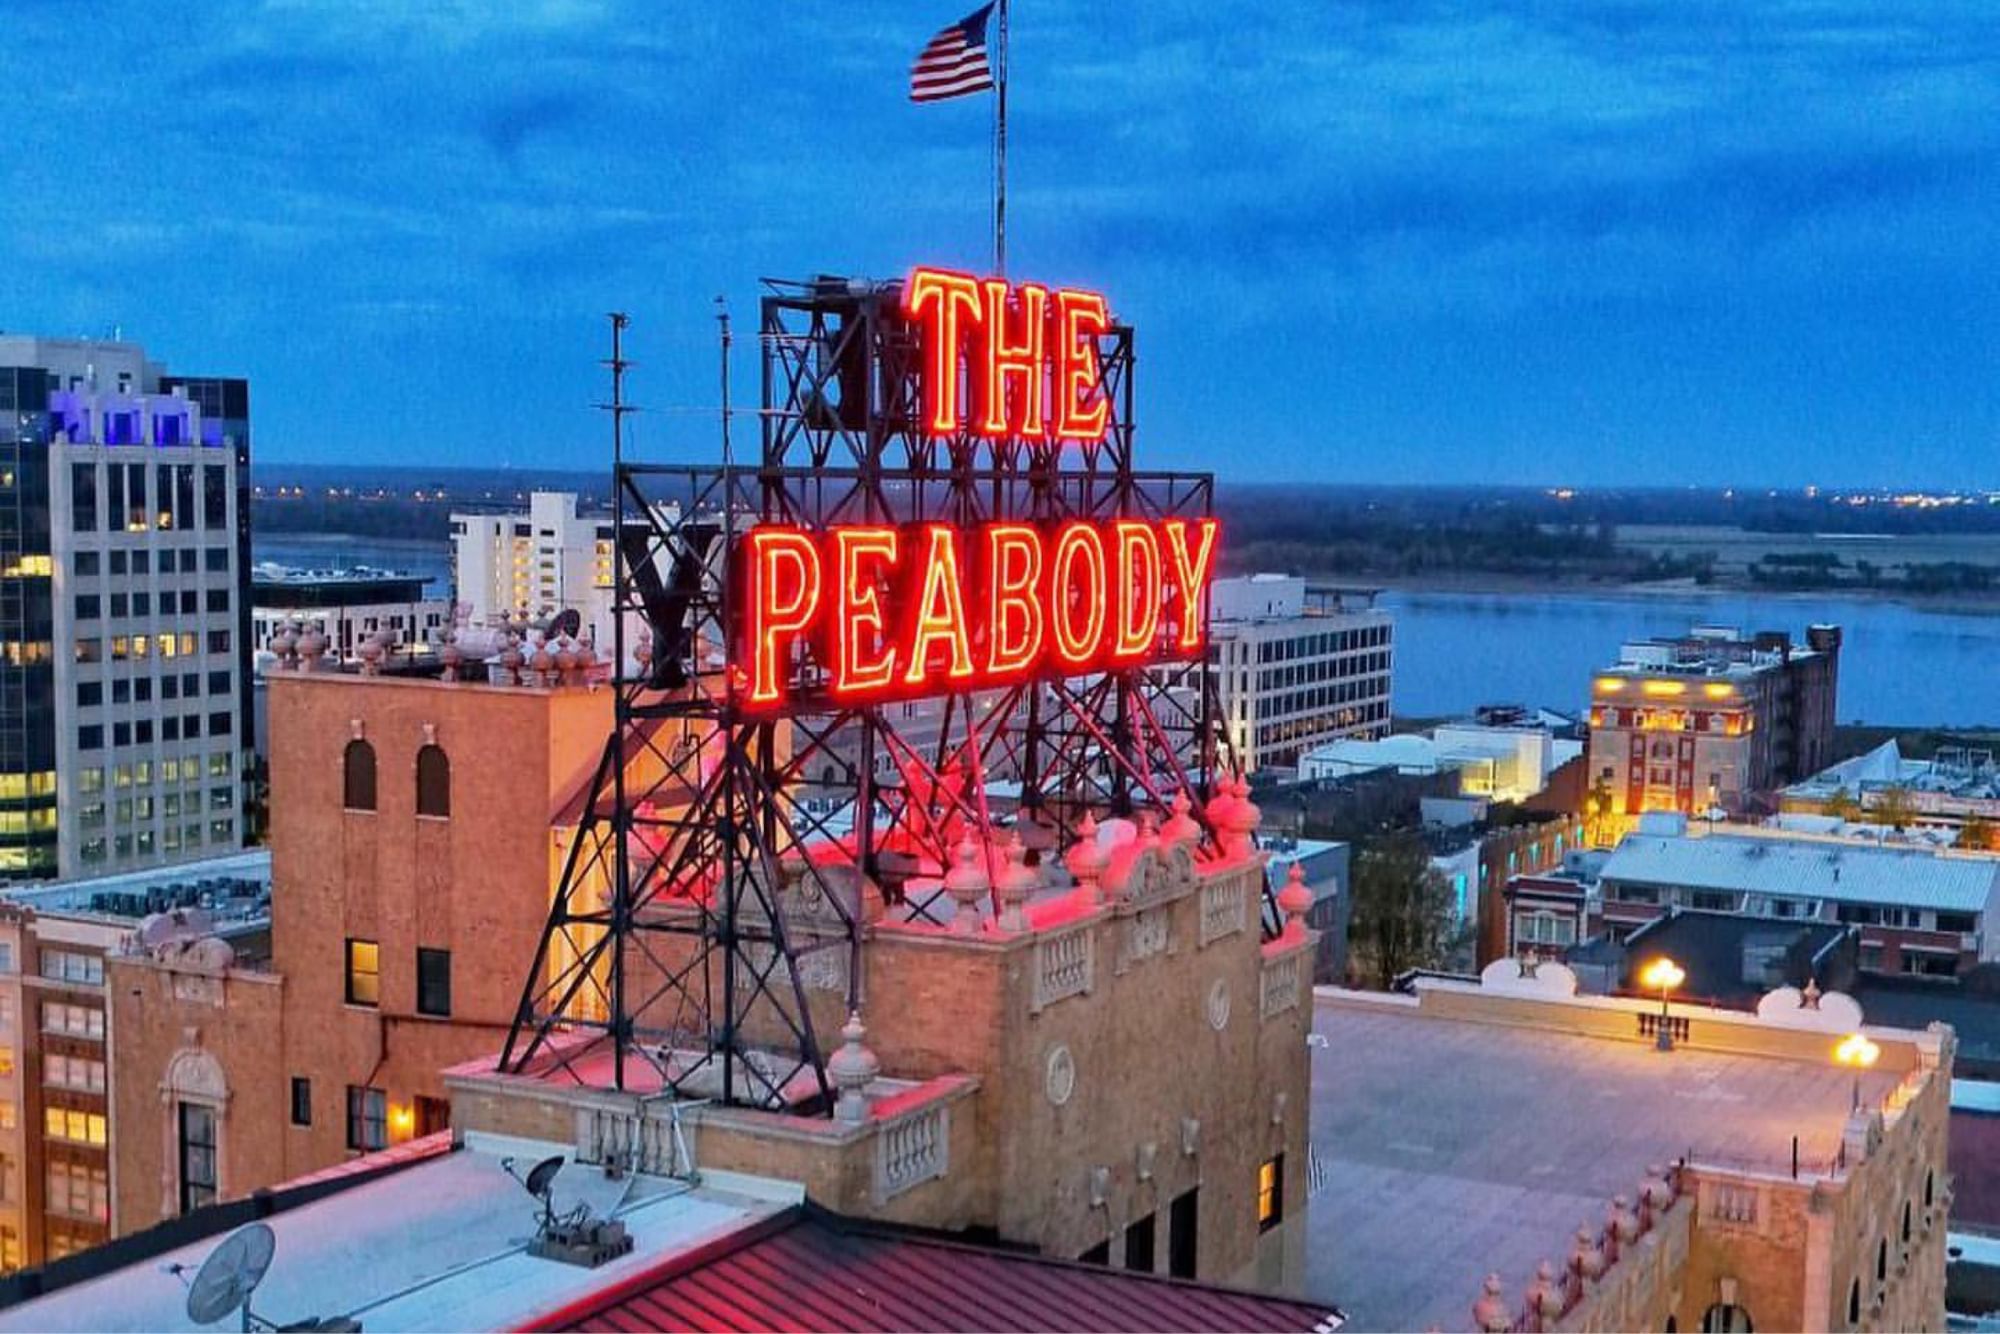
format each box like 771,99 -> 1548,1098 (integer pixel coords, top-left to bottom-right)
995,0 -> 1008,274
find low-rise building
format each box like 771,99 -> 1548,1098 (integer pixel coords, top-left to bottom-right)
1782,741 -> 2000,845
1302,708 -> 1580,805
0,851 -> 269,1271
1586,623 -> 1841,821
1210,577 -> 1392,774
1596,821 -> 2000,977
250,565 -> 448,664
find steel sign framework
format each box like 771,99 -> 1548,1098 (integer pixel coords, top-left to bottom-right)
499,273 -> 1244,1111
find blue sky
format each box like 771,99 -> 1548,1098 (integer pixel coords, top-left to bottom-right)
3,1 -> 1995,487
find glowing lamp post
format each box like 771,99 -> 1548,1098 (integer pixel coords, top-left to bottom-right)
1836,1032 -> 1880,1111
1640,957 -> 1685,1051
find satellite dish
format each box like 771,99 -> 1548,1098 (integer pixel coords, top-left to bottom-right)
524,1154 -> 565,1201
184,1222 -> 275,1327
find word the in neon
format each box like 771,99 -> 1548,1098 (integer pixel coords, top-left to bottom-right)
737,517 -> 1220,708
905,267 -> 1111,443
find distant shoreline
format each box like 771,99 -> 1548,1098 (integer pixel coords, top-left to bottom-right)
1340,571 -> 2000,617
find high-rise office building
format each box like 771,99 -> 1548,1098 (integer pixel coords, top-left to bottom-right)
0,337 -> 252,879
1209,575 -> 1394,773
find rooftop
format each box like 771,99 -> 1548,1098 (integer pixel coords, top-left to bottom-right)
1786,740 -> 2000,804
0,1134 -> 798,1333
2,850 -> 271,935
1307,985 -> 1903,1332
541,1206 -> 1343,1333
1601,831 -> 2000,912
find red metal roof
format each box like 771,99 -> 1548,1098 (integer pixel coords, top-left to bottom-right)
527,1207 -> 1343,1334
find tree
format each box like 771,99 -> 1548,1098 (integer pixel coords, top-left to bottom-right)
1347,830 -> 1459,990
1822,785 -> 1860,821
1874,786 -> 1918,832
1961,816 -> 1998,853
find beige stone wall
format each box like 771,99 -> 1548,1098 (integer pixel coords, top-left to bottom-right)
107,958 -> 284,1235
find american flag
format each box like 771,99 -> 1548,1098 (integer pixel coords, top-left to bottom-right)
910,4 -> 996,103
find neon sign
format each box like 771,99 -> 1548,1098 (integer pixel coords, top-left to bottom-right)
904,267 -> 1112,442
738,517 -> 1220,709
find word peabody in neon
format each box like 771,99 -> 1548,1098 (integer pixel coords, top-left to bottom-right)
738,517 -> 1220,708
904,267 -> 1112,442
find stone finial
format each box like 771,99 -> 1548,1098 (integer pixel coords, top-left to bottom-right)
1526,1260 -> 1561,1323
996,832 -> 1039,933
1162,789 -> 1200,846
1609,1193 -> 1641,1246
1801,977 -> 1823,1009
530,636 -> 555,686
298,626 -> 327,670
554,637 -> 578,685
355,630 -> 383,675
573,640 -> 598,681
1640,1163 -> 1675,1214
273,621 -> 299,669
827,1011 -> 879,1125
500,632 -> 525,686
1211,773 -> 1262,859
1278,860 -> 1314,939
1136,810 -> 1162,855
440,630 -> 463,683
1065,812 -> 1108,905
1472,1274 -> 1510,1334
1572,1224 -> 1606,1280
1205,780 -> 1241,843
1234,772 -> 1263,836
943,833 -> 990,935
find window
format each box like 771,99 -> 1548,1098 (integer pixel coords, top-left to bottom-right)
76,682 -> 101,708
205,546 -> 229,572
344,740 -> 376,812
1257,1154 -> 1285,1232
77,725 -> 103,752
178,1102 -> 218,1214
206,589 -> 229,613
40,950 -> 104,986
1937,911 -> 1977,934
43,1107 -> 107,1146
74,594 -> 99,620
416,744 -> 450,817
1169,1188 -> 1199,1279
291,1077 -> 312,1126
44,1056 -> 106,1093
41,1002 -> 104,1039
1877,1237 -> 1888,1283
1124,1213 -> 1156,1273
345,938 -> 380,1007
347,1086 -> 387,1152
45,1161 -> 108,1223
70,461 -> 101,531
417,948 -> 451,1017
1903,1199 -> 1912,1244
1847,1279 -> 1860,1326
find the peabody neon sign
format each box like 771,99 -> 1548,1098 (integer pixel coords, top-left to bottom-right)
733,270 -> 1214,709
903,266 -> 1112,442
738,517 -> 1220,709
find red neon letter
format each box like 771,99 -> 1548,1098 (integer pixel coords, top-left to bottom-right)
902,525 -> 977,687
1053,288 -> 1110,441
831,526 -> 899,697
984,523 -> 1045,679
1049,522 -> 1109,669
743,528 -> 822,706
1162,518 -> 1221,653
1110,520 -> 1163,662
977,279 -> 1049,438
905,268 -> 983,436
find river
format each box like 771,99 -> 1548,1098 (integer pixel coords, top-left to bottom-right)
252,535 -> 2000,728
1383,588 -> 1999,727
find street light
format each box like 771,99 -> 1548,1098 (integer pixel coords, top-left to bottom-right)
1836,1032 -> 1881,1111
1640,956 -> 1685,1051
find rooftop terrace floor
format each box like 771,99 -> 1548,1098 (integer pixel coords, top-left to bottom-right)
1304,995 -> 1899,1332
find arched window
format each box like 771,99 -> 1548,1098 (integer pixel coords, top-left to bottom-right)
343,740 -> 376,812
1665,1318 -> 1678,1333
1925,1168 -> 1935,1209
1902,1200 -> 1912,1243
1847,1278 -> 1861,1326
416,744 -> 450,818
1877,1237 -> 1888,1282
